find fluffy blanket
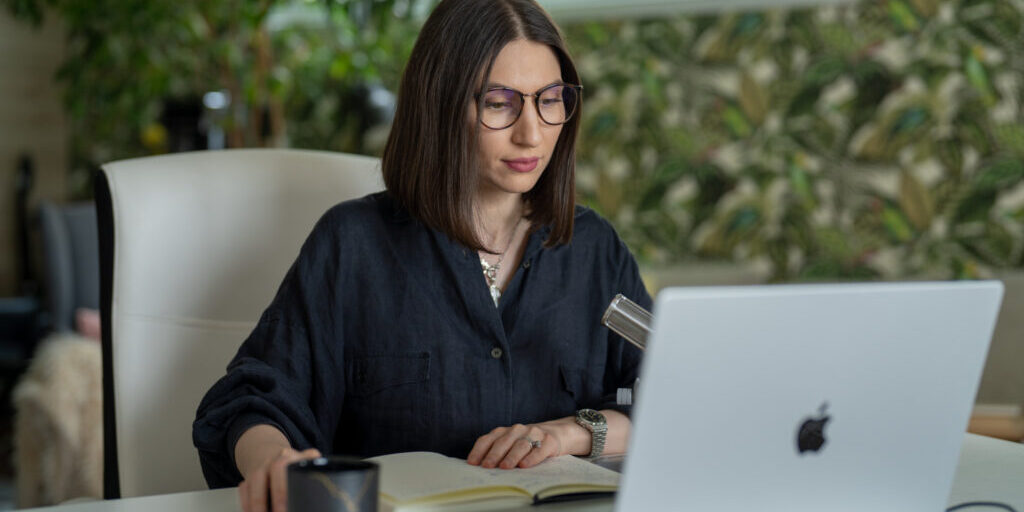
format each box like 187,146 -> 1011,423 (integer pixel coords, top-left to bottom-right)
12,333 -> 102,507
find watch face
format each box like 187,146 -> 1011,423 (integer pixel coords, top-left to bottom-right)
579,409 -> 603,424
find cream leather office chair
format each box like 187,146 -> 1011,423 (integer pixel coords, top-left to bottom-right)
96,149 -> 384,498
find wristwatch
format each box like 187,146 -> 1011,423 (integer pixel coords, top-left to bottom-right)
575,409 -> 607,458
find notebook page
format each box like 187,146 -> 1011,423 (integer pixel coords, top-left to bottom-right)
370,452 -> 619,502
371,452 -> 501,502
474,455 -> 619,495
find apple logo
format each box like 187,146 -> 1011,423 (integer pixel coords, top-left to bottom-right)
796,402 -> 830,454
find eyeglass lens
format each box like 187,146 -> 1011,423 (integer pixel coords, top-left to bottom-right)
481,85 -> 578,129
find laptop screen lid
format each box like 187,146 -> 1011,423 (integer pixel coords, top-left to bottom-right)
616,281 -> 1003,512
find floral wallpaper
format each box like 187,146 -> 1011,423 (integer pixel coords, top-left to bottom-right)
565,0 -> 1024,281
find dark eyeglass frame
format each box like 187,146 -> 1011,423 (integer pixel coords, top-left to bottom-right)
474,83 -> 583,130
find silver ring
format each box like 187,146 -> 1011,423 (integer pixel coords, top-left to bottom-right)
521,436 -> 542,449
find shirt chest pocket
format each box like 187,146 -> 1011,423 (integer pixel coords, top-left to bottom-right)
344,352 -> 434,448
347,352 -> 431,397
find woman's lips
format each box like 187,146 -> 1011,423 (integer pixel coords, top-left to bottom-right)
503,157 -> 540,172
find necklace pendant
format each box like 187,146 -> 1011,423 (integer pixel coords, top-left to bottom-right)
480,257 -> 500,283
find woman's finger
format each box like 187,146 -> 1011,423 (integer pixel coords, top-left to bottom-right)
238,479 -> 251,512
498,436 -> 535,469
468,426 -> 510,465
269,452 -> 296,512
518,429 -> 560,468
269,448 -> 322,512
246,467 -> 268,512
467,433 -> 499,465
481,425 -> 528,468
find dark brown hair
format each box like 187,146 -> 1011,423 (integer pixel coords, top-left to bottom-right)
381,0 -> 581,250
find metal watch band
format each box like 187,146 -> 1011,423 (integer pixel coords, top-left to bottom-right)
590,423 -> 607,458
576,409 -> 608,458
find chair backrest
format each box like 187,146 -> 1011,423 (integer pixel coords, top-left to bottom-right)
38,200 -> 100,333
96,149 -> 384,498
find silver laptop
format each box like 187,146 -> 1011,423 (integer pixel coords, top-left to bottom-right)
616,281 -> 1003,512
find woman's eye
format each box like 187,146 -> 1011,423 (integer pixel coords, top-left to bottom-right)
540,98 -> 564,106
485,101 -> 510,110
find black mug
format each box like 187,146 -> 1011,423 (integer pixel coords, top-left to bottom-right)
287,456 -> 379,512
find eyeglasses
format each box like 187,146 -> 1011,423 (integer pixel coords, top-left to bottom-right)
475,83 -> 582,130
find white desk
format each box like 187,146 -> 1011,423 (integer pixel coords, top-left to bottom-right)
25,434 -> 1024,512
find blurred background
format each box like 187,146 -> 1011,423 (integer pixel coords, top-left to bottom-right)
1,0 -> 1022,508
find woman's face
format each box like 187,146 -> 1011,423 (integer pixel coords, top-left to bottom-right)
472,39 -> 565,201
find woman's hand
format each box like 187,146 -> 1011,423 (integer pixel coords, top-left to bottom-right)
467,419 -> 584,469
467,410 -> 631,470
234,424 -> 321,512
238,446 -> 322,512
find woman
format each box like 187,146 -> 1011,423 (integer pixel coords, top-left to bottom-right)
192,1 -> 651,511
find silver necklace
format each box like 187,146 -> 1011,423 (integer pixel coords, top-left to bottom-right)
480,216 -> 524,307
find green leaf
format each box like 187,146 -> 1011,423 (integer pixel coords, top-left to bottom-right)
882,206 -> 914,241
899,170 -> 934,230
788,164 -> 814,207
6,0 -> 46,25
856,125 -> 889,160
638,158 -> 690,211
953,259 -> 983,280
974,159 -> 1024,192
888,0 -> 921,32
726,206 -> 760,235
993,125 -> 1024,158
908,0 -> 937,17
786,87 -> 822,117
803,56 -> 845,88
329,56 -> 351,79
738,73 -> 768,125
935,142 -> 963,178
954,190 -> 998,223
730,13 -> 764,39
889,107 -> 929,136
589,111 -> 618,137
965,51 -> 997,107
584,22 -> 610,46
958,221 -> 1018,267
723,105 -> 751,138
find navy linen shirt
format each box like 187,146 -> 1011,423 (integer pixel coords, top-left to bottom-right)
192,191 -> 652,487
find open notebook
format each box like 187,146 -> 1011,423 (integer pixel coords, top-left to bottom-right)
369,451 -> 618,512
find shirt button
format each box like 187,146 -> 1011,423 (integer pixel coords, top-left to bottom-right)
490,347 -> 503,359
522,260 -> 531,269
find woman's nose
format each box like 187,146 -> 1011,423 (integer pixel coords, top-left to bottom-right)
510,100 -> 543,147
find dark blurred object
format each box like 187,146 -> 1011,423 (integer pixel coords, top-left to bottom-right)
349,83 -> 396,131
0,297 -> 41,367
2,155 -> 45,372
201,90 -> 231,150
160,98 -> 207,153
15,154 -> 37,297
345,82 -> 396,153
38,201 -> 100,334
